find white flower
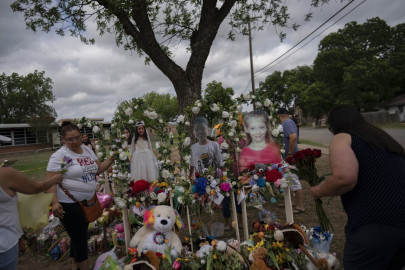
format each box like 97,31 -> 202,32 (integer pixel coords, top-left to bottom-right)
134,105 -> 139,109
210,180 -> 217,188
176,115 -> 185,123
149,192 -> 157,200
229,120 -> 237,128
97,152 -> 104,158
128,119 -> 134,124
232,181 -> 236,186
185,121 -> 190,126
125,108 -> 133,116
140,197 -> 145,202
215,186 -> 220,192
128,197 -> 133,202
205,186 -> 211,194
77,124 -> 83,129
148,111 -> 158,120
280,149 -> 286,154
197,102 -> 202,108
157,192 -> 167,203
112,173 -> 117,178
252,184 -> 260,192
117,172 -> 127,180
236,147 -> 242,152
110,123 -> 115,128
228,131 -> 234,137
177,197 -> 184,204
118,148 -> 123,153
183,155 -> 191,164
192,107 -> 200,114
253,175 -> 258,180
159,119 -> 163,124
251,95 -> 256,99
221,142 -> 229,150
113,197 -> 126,208
216,241 -> 227,252
277,124 -> 283,132
93,126 -> 100,133
143,110 -> 150,116
167,187 -> 172,192
211,103 -> 219,112
119,152 -> 128,161
237,104 -> 243,112
235,137 -> 239,142
161,170 -> 171,179
200,259 -> 206,265
222,153 -> 230,160
183,137 -> 191,147
178,187 -> 185,193
122,141 -> 128,149
87,122 -> 92,128
272,129 -> 280,137
242,93 -> 251,101
222,111 -> 230,118
166,159 -> 170,164
95,145 -> 101,151
255,102 -> 262,108
223,171 -> 227,176
264,98 -> 272,107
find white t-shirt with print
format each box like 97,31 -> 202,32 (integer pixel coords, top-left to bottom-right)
190,141 -> 224,173
47,145 -> 99,203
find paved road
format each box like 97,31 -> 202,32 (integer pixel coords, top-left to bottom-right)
299,127 -> 405,148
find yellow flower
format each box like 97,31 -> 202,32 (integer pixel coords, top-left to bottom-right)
162,254 -> 167,259
135,202 -> 141,207
159,182 -> 168,188
213,254 -> 217,259
185,258 -> 189,262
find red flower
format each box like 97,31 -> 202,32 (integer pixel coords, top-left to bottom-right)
313,149 -> 322,158
248,163 -> 256,171
128,180 -> 135,187
285,156 -> 295,165
195,172 -> 200,178
265,169 -> 282,183
131,179 -> 151,194
293,150 -> 306,162
303,148 -> 313,156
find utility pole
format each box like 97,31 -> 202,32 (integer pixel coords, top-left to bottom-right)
247,16 -> 261,110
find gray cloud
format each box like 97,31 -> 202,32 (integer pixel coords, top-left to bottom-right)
1,0 -> 404,121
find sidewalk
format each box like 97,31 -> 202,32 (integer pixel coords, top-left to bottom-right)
298,143 -> 329,155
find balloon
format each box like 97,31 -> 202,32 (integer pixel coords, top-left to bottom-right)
97,192 -> 112,209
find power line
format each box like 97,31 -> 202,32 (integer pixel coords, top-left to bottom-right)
254,0 -> 357,76
256,0 -> 366,76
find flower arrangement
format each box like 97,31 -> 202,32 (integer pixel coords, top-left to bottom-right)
286,148 -> 333,231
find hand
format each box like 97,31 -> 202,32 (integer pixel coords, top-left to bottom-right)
52,202 -> 64,219
52,173 -> 63,185
308,185 -> 321,199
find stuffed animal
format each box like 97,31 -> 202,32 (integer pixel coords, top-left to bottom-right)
249,247 -> 272,270
129,205 -> 184,258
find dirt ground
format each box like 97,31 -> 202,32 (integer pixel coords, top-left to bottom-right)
17,149 -> 348,270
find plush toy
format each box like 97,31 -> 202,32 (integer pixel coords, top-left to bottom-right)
249,247 -> 272,270
114,223 -> 125,240
129,205 -> 184,258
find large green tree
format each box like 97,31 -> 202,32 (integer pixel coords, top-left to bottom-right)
142,92 -> 178,121
0,70 -> 57,123
11,0 -> 332,112
313,17 -> 405,111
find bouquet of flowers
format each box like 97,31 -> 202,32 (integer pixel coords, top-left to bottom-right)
286,148 -> 333,231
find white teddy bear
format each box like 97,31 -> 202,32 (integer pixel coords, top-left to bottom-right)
129,205 -> 184,258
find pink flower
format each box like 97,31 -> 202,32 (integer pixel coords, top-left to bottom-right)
173,260 -> 181,269
220,182 -> 231,192
274,178 -> 282,187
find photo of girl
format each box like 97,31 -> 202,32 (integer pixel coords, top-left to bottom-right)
238,110 -> 282,173
130,121 -> 158,182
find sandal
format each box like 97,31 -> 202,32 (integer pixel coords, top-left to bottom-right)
293,208 -> 305,214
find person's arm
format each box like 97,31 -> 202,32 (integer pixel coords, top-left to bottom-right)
1,167 -> 62,195
287,132 -> 297,155
45,171 -> 65,218
96,152 -> 117,174
309,133 -> 358,199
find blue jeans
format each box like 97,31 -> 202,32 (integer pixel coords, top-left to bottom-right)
0,242 -> 18,270
222,196 -> 242,219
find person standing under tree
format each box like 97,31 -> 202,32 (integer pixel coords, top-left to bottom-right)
277,108 -> 305,214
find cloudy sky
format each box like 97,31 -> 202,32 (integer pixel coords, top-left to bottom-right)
1,0 -> 404,121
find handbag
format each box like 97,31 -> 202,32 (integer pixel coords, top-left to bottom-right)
59,184 -> 102,223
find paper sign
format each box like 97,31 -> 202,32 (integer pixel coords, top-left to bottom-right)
210,192 -> 224,205
132,204 -> 146,217
237,190 -> 246,204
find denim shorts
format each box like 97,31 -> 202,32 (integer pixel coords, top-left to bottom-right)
0,242 -> 18,270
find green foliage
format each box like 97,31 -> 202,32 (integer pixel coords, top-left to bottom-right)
0,70 -> 57,123
313,17 -> 405,111
142,92 -> 178,122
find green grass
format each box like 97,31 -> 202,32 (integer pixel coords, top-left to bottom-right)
376,123 -> 405,129
299,139 -> 329,148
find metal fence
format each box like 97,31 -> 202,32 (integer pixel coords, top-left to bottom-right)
361,111 -> 400,124
0,147 -> 56,167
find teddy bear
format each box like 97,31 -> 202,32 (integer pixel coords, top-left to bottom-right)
129,205 -> 184,258
249,246 -> 272,270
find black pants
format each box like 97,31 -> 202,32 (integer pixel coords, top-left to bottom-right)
344,223 -> 405,270
60,202 -> 89,263
222,196 -> 242,219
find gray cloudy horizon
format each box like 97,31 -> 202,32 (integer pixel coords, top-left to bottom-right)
1,0 -> 404,122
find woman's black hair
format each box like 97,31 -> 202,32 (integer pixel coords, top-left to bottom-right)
61,121 -> 80,137
124,128 -> 132,145
134,123 -> 148,144
328,105 -> 405,157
